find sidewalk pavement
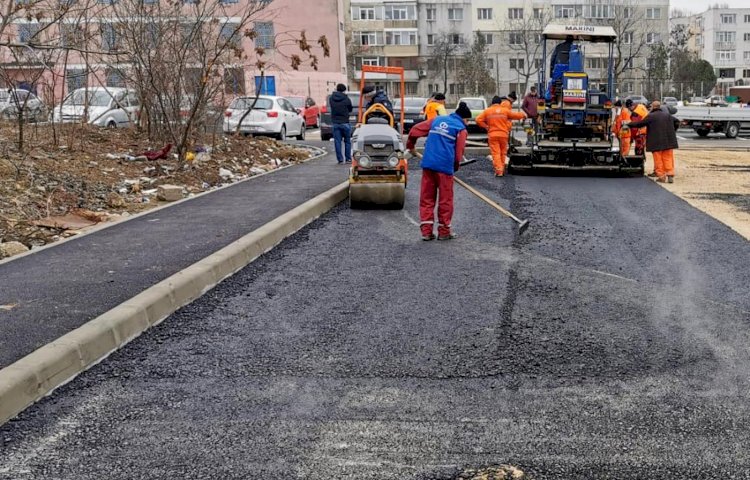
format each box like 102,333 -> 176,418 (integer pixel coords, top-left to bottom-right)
0,149 -> 347,369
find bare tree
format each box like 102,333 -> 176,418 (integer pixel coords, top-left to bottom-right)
460,32 -> 495,96
598,1 -> 656,87
428,33 -> 460,94
504,7 -> 552,94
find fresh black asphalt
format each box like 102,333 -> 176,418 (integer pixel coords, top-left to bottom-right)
1,158 -> 749,478
0,148 -> 347,369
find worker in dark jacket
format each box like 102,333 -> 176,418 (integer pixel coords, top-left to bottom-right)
550,36 -> 574,72
627,100 -> 680,183
362,85 -> 394,118
328,84 -> 353,164
407,102 -> 472,241
521,86 -> 539,146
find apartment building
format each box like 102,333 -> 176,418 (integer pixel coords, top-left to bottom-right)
0,0 -> 347,105
690,7 -> 750,94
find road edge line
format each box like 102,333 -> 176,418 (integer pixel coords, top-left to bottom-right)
0,180 -> 348,427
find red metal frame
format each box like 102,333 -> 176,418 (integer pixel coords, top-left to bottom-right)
357,65 -> 405,134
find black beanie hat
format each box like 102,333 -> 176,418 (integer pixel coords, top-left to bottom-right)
508,91 -> 518,101
491,95 -> 502,105
336,83 -> 346,92
455,101 -> 472,119
433,93 -> 446,101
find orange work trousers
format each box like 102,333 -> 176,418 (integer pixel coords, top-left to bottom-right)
619,135 -> 631,156
652,149 -> 675,178
488,136 -> 509,174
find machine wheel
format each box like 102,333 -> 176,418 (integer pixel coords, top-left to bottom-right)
277,125 -> 287,141
725,122 -> 740,139
696,128 -> 710,137
296,125 -> 305,141
107,120 -> 117,129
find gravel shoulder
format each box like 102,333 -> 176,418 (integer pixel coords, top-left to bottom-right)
650,150 -> 750,240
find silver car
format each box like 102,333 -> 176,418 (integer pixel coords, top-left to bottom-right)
0,89 -> 46,122
223,95 -> 305,141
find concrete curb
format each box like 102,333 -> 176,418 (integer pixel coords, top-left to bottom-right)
0,180 -> 348,427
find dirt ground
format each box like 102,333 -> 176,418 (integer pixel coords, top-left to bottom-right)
0,123 -> 314,251
648,150 -> 750,240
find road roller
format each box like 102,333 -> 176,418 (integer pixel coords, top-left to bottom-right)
349,104 -> 408,209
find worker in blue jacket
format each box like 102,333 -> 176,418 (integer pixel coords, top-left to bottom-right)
409,102 -> 472,241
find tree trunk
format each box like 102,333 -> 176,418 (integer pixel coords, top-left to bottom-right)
236,70 -> 264,135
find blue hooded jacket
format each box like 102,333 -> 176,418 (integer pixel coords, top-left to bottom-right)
422,113 -> 467,176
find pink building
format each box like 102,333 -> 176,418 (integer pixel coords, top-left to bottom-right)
0,0 -> 348,106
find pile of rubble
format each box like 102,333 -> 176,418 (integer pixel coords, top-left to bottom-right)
0,124 -> 317,257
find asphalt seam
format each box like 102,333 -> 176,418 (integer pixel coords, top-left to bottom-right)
0,179 -> 348,427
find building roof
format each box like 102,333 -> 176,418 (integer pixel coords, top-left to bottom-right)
542,25 -> 617,43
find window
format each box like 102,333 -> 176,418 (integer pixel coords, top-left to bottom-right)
696,34 -> 703,46
448,8 -> 463,21
219,0 -> 237,4
405,82 -> 418,96
646,8 -> 661,20
585,4 -> 612,19
61,24 -> 84,48
145,22 -> 159,48
509,32 -> 523,45
508,8 -> 523,19
449,83 -> 465,95
105,68 -> 125,87
646,33 -> 661,44
385,30 -> 417,45
744,69 -> 750,78
18,23 -> 40,45
533,33 -> 542,43
534,58 -> 543,69
586,57 -> 608,69
509,58 -> 524,70
66,68 -> 87,92
384,4 -> 416,21
220,22 -> 240,47
621,81 -> 634,93
479,33 -> 493,45
224,67 -> 245,94
715,51 -> 736,62
622,31 -> 633,44
426,7 -> 436,21
254,22 -> 274,49
745,33 -> 750,41
477,8 -> 492,20
100,23 -> 118,52
744,51 -> 750,61
450,33 -> 463,45
357,57 -> 382,68
533,8 -> 542,19
555,5 -> 580,18
623,7 -> 634,18
715,31 -> 736,45
718,68 -> 735,78
426,34 -> 435,45
352,6 -> 377,20
623,58 -> 634,69
428,83 -> 439,94
358,31 -> 384,46
645,58 -> 655,70
509,83 -> 526,96
721,14 -> 736,24
745,14 -> 750,23
486,58 -> 494,70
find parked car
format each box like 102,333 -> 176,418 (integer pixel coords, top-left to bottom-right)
457,96 -> 488,132
223,95 -> 305,141
286,96 -> 320,128
393,97 -> 427,133
625,95 -> 649,106
52,87 -> 140,128
320,91 -> 360,141
0,88 -> 46,122
662,97 -> 679,108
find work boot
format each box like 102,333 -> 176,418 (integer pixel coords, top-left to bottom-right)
437,233 -> 457,241
647,172 -> 657,177
667,175 -> 674,184
422,233 -> 435,241
655,176 -> 667,183
495,170 -> 505,177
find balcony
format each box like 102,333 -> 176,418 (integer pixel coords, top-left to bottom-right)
383,19 -> 418,29
714,42 -> 736,50
356,45 -> 386,56
384,45 -> 419,57
354,69 -> 420,81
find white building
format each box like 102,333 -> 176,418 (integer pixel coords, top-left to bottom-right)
691,7 -> 750,94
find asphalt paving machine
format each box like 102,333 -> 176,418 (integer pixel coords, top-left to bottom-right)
509,25 -> 644,173
349,66 -> 409,209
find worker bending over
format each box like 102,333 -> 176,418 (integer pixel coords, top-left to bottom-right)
476,93 -> 527,177
627,101 -> 680,184
627,99 -> 649,157
407,102 -> 472,241
424,93 -> 447,120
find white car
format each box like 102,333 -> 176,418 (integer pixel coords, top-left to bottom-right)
223,95 -> 305,141
0,89 -> 46,122
52,87 -> 140,128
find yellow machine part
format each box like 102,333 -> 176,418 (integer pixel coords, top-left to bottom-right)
349,175 -> 406,209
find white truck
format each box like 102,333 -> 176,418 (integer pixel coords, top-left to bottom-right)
674,106 -> 750,138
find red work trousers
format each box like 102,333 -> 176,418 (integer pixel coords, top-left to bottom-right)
419,168 -> 454,237
488,135 -> 509,174
652,149 -> 675,178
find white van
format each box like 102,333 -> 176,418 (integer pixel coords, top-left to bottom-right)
53,87 -> 140,128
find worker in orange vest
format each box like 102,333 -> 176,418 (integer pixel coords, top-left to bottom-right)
476,93 -> 527,177
613,100 -> 632,156
627,99 -> 649,157
424,93 -> 447,120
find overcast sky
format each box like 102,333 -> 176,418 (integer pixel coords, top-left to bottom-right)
676,0 -> 750,14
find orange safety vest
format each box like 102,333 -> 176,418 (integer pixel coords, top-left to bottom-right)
475,100 -> 526,138
614,108 -> 632,139
424,101 -> 446,121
